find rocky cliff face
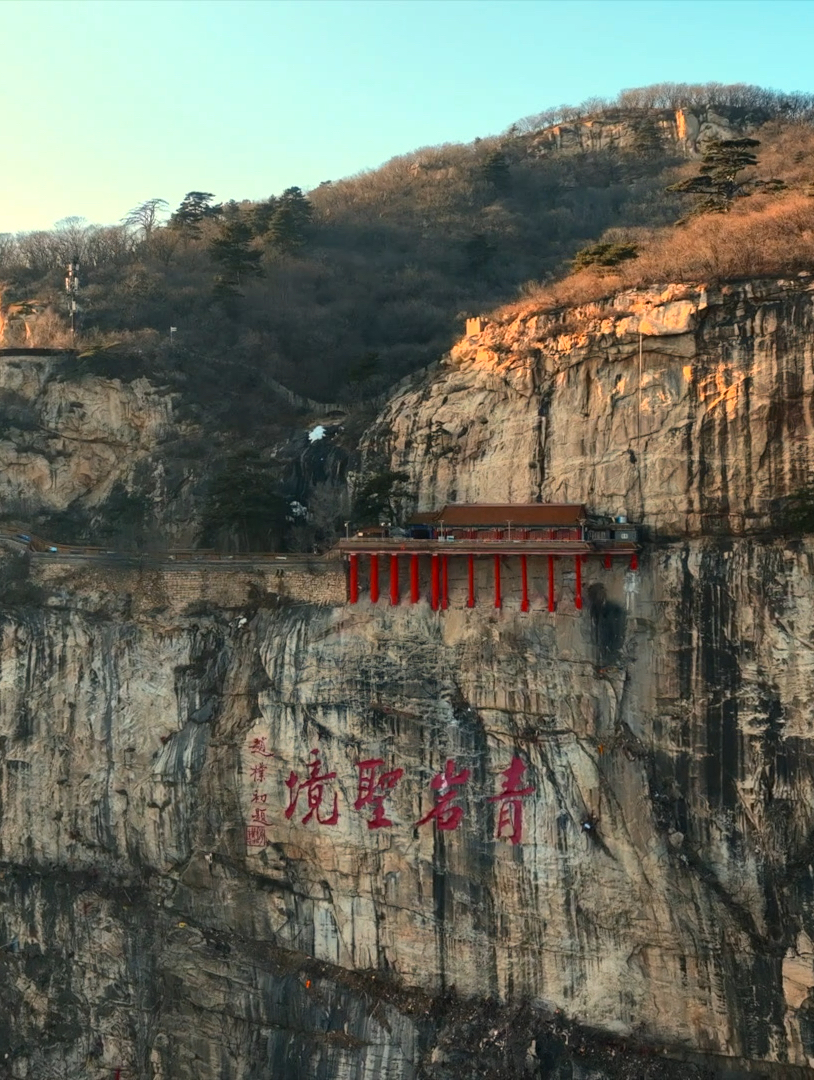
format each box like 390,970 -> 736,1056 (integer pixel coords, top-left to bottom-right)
527,104 -> 768,157
0,351 -> 349,550
365,279 -> 814,537
0,351 -> 202,543
3,284 -> 814,1078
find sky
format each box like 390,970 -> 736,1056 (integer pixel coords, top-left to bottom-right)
2,0 -> 813,233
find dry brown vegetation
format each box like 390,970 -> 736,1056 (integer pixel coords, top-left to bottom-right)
0,133 -> 685,411
2,87 -> 813,417
508,121 -> 814,317
513,82 -> 814,133
3,84 -> 814,550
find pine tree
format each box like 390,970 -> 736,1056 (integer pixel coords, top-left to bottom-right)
479,150 -> 511,192
208,219 -> 263,290
667,138 -> 763,214
463,232 -> 495,277
251,195 -> 279,237
170,191 -> 222,236
267,187 -> 313,254
630,117 -> 665,161
201,452 -> 289,551
571,241 -> 639,272
221,199 -> 242,222
352,471 -> 410,525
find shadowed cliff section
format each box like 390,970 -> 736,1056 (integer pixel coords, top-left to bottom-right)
2,531 -> 814,1074
4,281 -> 814,1076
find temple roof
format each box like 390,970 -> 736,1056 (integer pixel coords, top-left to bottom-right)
408,504 -> 587,527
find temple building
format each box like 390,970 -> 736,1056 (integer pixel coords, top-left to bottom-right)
340,503 -> 639,611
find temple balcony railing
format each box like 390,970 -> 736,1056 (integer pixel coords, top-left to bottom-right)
336,537 -> 639,556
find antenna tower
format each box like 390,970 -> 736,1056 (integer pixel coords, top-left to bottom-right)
65,255 -> 80,336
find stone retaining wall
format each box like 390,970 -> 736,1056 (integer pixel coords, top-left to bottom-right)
31,558 -> 348,615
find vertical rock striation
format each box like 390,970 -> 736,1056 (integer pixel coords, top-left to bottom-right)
364,280 -> 814,537
527,103 -> 770,158
0,351 -> 200,542
2,281 -> 814,1076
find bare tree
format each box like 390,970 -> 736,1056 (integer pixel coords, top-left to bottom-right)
16,230 -> 63,274
510,83 -> 814,137
0,232 -> 17,269
54,216 -> 93,261
85,224 -> 136,267
144,227 -> 179,267
122,198 -> 169,239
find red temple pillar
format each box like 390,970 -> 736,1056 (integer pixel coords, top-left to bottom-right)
520,554 -> 529,612
604,553 -> 612,570
389,554 -> 399,606
467,554 -> 475,608
574,555 -> 582,610
630,552 -> 639,571
548,555 -> 555,612
431,554 -> 440,611
370,554 -> 379,603
441,555 -> 449,609
410,554 -> 420,603
349,554 -> 359,604
494,554 -> 502,609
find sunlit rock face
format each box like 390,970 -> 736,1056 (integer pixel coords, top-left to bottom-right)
365,280 -> 814,538
528,103 -> 769,157
2,283 -> 814,1078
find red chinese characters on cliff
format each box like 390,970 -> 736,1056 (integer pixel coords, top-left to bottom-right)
250,787 -> 272,827
488,756 -> 534,844
285,749 -> 340,826
245,737 -> 536,845
245,735 -> 274,848
354,758 -> 404,829
415,759 -> 470,831
248,736 -> 274,758
245,825 -> 267,847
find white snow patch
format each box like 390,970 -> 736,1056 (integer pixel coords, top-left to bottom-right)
308,425 -> 326,442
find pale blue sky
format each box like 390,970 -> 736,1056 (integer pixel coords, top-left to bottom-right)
2,0 -> 813,233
